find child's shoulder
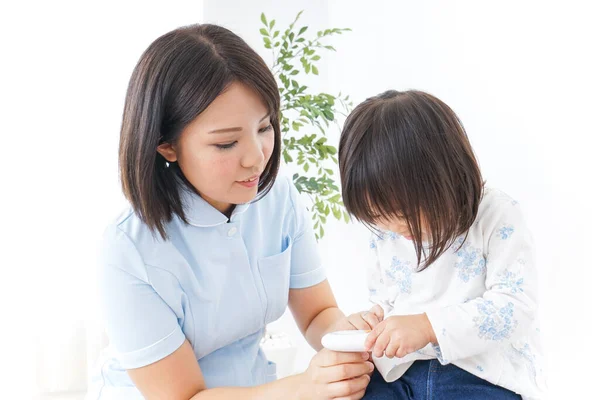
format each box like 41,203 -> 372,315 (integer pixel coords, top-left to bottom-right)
477,186 -> 523,225
481,186 -> 520,208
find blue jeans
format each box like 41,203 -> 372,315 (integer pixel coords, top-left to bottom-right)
363,360 -> 521,400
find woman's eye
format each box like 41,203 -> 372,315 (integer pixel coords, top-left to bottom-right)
259,124 -> 273,133
215,141 -> 237,150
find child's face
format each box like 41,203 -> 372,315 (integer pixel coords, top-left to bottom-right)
157,81 -> 275,214
375,215 -> 428,241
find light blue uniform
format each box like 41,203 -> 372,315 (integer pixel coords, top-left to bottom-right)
86,176 -> 325,399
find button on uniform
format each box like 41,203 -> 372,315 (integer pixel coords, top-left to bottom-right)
227,227 -> 237,237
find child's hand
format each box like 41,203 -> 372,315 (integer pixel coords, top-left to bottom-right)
328,305 -> 385,332
365,313 -> 437,359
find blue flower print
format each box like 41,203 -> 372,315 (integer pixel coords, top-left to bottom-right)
370,230 -> 400,248
497,270 -> 524,294
432,344 -> 450,365
505,342 -> 537,379
385,256 -> 413,294
452,238 -> 487,282
496,224 -> 515,240
473,300 -> 517,341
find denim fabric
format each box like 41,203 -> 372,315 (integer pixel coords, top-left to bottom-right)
363,360 -> 521,400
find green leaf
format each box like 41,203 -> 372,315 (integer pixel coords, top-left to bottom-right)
269,13 -> 353,238
283,150 -> 292,163
333,207 -> 341,219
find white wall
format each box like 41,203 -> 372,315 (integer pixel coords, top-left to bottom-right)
2,1 -> 205,399
2,0 -> 597,398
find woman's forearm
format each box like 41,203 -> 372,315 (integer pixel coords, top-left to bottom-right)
304,306 -> 346,350
190,373 -> 304,400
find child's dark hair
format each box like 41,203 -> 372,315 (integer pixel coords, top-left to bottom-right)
119,24 -> 281,240
339,90 -> 484,270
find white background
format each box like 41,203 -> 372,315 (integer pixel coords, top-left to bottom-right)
1,1 -> 598,399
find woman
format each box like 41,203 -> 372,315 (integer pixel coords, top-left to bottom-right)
86,23 -> 374,400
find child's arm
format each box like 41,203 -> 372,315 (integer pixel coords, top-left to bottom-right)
424,201 -> 538,363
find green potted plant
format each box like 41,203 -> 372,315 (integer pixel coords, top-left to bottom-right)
259,11 -> 352,239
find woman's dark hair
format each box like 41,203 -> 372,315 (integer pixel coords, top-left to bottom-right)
119,24 -> 281,240
339,90 -> 484,270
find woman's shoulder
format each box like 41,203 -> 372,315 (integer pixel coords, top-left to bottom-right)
103,207 -> 157,246
100,207 -> 170,275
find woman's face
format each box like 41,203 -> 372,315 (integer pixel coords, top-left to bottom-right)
157,81 -> 275,214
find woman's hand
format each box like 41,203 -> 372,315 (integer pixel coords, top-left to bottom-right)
298,349 -> 374,400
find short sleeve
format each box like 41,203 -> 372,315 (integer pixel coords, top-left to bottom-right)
98,226 -> 185,369
284,177 -> 327,289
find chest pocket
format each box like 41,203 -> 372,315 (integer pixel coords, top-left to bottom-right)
258,238 -> 292,324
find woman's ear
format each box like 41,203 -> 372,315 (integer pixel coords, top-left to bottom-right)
157,142 -> 178,162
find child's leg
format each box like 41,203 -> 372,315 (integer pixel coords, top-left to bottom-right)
429,361 -> 521,400
362,368 -> 406,400
363,360 -> 521,400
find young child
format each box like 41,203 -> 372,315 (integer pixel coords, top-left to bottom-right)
338,90 -> 546,399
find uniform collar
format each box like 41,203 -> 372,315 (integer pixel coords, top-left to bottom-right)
180,188 -> 250,227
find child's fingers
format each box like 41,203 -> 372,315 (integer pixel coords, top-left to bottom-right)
385,339 -> 401,359
360,311 -> 380,329
372,330 -> 391,358
348,314 -> 372,331
369,305 -> 384,322
364,320 -> 386,350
